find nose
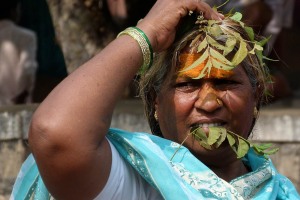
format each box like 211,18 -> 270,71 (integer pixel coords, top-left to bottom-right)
194,84 -> 223,113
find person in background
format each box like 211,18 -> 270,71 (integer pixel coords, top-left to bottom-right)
19,0 -> 68,103
0,0 -> 37,105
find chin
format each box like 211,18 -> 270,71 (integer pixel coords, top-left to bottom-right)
185,139 -> 233,160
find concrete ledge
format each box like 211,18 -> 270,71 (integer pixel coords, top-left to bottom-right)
0,104 -> 38,140
254,109 -> 300,142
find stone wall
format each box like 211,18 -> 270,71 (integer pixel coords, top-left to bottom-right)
1,100 -> 300,199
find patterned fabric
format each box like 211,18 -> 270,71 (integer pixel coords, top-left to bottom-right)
11,128 -> 300,200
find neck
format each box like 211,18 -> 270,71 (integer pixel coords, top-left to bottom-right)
191,146 -> 250,182
208,159 -> 249,182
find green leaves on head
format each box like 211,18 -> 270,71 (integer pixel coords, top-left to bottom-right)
180,12 -> 267,79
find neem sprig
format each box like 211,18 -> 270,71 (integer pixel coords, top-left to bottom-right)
191,127 -> 279,159
170,127 -> 279,161
179,12 -> 270,79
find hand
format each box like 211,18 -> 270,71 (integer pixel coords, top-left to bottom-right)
136,0 -> 223,52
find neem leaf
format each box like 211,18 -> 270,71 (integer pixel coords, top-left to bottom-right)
193,128 -> 207,140
208,20 -> 218,27
210,48 -> 232,66
231,40 -> 248,66
230,12 -> 243,22
199,140 -> 212,150
252,143 -> 279,158
190,34 -> 202,48
244,26 -> 255,41
193,60 -> 211,79
192,128 -> 212,150
236,138 -> 250,158
207,35 -> 227,51
262,56 -> 279,62
211,127 -> 227,148
197,37 -> 208,53
186,127 -> 279,159
255,49 -> 264,66
208,24 -> 223,37
206,57 -> 213,77
180,49 -> 209,72
249,43 -> 263,54
207,127 -> 221,145
223,37 -> 237,56
226,133 -> 236,148
211,57 -> 234,70
253,143 -> 273,150
264,147 -> 279,155
258,35 -> 271,47
229,12 -> 245,28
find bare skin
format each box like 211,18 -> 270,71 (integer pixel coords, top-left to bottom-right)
29,0 -> 222,199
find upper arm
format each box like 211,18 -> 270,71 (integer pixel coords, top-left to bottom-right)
29,118 -> 112,200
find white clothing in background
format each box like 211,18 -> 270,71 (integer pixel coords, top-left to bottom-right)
0,20 -> 37,105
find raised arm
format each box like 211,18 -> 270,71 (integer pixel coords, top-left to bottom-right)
28,0 -> 222,199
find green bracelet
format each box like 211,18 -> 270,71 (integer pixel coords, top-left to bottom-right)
118,27 -> 153,74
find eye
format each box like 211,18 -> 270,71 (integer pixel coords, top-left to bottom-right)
217,79 -> 237,85
174,81 -> 198,92
214,79 -> 240,89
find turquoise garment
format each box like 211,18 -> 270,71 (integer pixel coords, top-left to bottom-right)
11,128 -> 300,200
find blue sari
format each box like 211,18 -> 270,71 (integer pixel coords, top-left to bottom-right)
11,128 -> 300,199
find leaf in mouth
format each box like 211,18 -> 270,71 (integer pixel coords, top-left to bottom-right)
170,126 -> 279,160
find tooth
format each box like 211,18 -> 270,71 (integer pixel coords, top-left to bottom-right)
202,123 -> 209,128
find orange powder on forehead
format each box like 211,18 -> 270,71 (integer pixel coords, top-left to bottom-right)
178,53 -> 233,79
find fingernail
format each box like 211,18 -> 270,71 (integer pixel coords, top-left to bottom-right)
218,13 -> 224,19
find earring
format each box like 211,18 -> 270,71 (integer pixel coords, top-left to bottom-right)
254,107 -> 258,118
154,111 -> 158,121
216,97 -> 223,106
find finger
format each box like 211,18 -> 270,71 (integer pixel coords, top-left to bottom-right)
188,0 -> 223,20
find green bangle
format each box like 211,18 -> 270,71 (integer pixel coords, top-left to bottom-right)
117,27 -> 153,74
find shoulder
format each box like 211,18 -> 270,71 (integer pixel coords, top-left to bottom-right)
276,173 -> 300,199
17,27 -> 37,41
7,22 -> 37,41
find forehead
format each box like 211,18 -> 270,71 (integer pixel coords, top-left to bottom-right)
175,52 -> 242,79
172,64 -> 247,81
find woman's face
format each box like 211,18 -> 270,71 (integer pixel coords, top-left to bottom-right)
155,61 -> 257,162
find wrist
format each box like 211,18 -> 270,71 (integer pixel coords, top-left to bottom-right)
118,27 -> 154,74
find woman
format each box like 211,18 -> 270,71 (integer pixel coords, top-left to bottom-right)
11,0 -> 299,199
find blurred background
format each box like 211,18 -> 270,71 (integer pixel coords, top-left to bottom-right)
0,0 -> 299,199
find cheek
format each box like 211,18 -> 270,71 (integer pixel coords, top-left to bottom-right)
169,90 -> 197,120
224,89 -> 256,136
156,91 -> 194,138
158,89 -> 194,117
